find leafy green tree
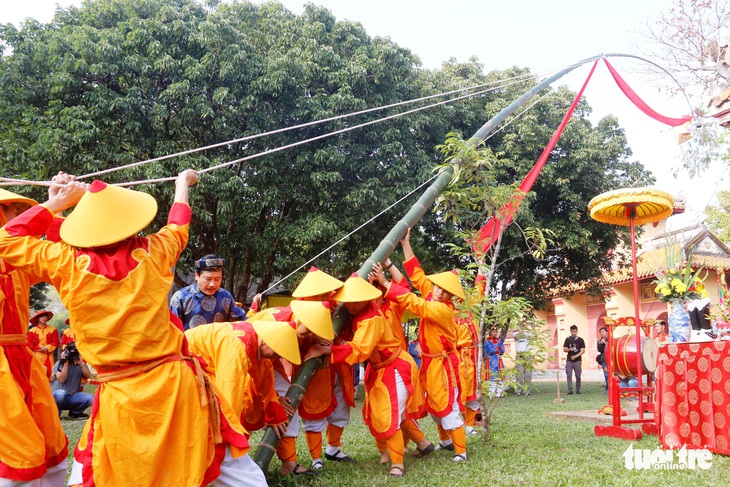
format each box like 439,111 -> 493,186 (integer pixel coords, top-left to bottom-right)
0,0 -> 451,299
706,189 -> 730,244
636,0 -> 730,176
29,282 -> 50,311
0,1 -> 654,308
430,62 -> 655,304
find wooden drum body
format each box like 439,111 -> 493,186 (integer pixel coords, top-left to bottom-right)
612,334 -> 658,378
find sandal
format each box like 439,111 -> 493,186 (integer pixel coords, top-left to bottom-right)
413,442 -> 435,458
389,465 -> 405,478
291,464 -> 321,476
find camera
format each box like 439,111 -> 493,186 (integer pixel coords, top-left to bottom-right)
59,342 -> 81,370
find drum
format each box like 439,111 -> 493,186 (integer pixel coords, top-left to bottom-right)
611,334 -> 658,377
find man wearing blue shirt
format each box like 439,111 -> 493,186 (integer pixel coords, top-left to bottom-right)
170,255 -> 246,330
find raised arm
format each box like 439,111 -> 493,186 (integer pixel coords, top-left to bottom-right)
384,258 -> 405,285
174,169 -> 199,204
400,227 -> 414,261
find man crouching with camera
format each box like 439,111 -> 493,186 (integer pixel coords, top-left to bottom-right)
51,342 -> 94,419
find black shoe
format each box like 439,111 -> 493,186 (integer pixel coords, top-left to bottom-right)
69,413 -> 90,419
414,443 -> 435,457
576,391 -> 581,394
435,442 -> 455,451
292,464 -> 321,476
325,450 -> 357,462
567,391 -> 574,396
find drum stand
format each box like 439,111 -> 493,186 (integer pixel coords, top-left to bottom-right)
588,192 -> 671,441
594,319 -> 657,440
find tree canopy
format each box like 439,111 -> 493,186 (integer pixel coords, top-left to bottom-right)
706,189 -> 730,244
0,0 -> 654,304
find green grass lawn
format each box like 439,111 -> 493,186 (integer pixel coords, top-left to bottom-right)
62,380 -> 730,486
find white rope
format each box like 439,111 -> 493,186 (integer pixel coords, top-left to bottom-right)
260,173 -> 439,294
483,89 -> 557,143
1,64 -> 576,189
111,80 -> 533,186
75,71 -> 548,181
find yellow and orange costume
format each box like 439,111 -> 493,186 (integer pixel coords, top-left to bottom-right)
374,275 -> 431,450
248,305 -> 306,466
0,189 -> 251,487
0,189 -> 68,484
185,321 -> 288,434
385,257 -> 467,459
0,262 -> 68,483
329,299 -> 422,465
61,325 -> 75,350
457,272 -> 485,431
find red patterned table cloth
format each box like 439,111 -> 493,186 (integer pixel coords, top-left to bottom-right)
656,341 -> 730,455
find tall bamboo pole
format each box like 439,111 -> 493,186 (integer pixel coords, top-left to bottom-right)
253,53 -> 607,471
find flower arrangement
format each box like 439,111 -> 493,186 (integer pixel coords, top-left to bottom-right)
652,243 -> 708,303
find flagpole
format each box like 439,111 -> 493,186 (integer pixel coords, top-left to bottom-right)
253,53 -> 606,472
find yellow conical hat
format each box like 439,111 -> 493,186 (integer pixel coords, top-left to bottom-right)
292,266 -> 344,298
332,273 -> 382,303
251,320 -> 301,365
290,300 -> 333,340
0,188 -> 37,207
427,270 -> 465,300
60,180 -> 158,248
0,189 -> 37,226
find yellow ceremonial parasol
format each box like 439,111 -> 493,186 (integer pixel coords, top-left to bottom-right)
587,188 -> 674,226
588,187 -> 673,437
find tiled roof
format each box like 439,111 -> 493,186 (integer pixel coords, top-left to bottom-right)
603,248 -> 730,286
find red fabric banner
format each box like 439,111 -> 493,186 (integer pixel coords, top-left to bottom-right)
473,61 -> 599,255
603,59 -> 693,127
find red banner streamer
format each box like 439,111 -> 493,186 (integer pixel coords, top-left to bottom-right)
603,59 -> 693,127
473,61 -> 599,255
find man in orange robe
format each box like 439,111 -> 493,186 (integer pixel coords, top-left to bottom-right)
381,229 -> 468,462
457,271 -> 486,434
0,188 -> 68,486
0,171 -> 264,487
27,310 -> 59,380
370,260 -> 434,458
306,273 -> 425,478
185,320 -> 294,436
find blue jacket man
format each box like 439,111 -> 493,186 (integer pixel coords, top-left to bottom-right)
170,254 -> 246,329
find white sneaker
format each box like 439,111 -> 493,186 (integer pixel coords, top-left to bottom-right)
311,460 -> 324,470
453,454 -> 467,462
